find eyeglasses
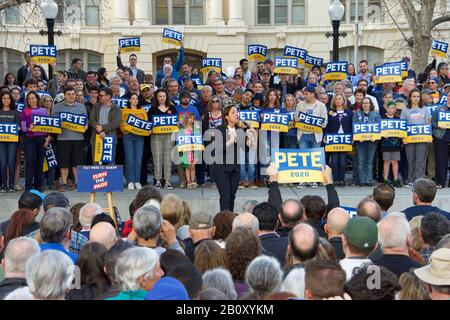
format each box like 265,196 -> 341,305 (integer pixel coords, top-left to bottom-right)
212,99 -> 220,103
428,82 -> 437,85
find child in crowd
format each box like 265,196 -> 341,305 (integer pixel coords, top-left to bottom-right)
180,112 -> 199,189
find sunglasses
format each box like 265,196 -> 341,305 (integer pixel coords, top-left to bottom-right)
212,99 -> 220,103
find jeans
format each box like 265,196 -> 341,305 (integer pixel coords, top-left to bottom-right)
0,142 -> 18,190
356,142 -> 377,184
299,134 -> 321,149
123,134 -> 144,183
330,152 -> 347,182
239,148 -> 257,182
282,134 -> 298,149
24,136 -> 45,190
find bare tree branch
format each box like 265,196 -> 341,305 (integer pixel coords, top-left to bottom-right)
431,14 -> 450,28
0,0 -> 31,12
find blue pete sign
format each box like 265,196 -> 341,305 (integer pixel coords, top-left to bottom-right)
119,37 -> 141,53
248,45 -> 267,61
304,55 -> 324,68
201,58 -> 222,74
177,129 -> 204,152
43,143 -> 58,172
431,40 -> 448,58
381,119 -> 407,138
77,165 -> 124,193
123,114 -> 152,136
284,45 -> 308,65
324,134 -> 353,152
438,111 -> 450,129
239,110 -> 260,129
30,45 -> 56,64
94,135 -> 116,164
0,123 -> 19,142
59,112 -> 88,133
112,98 -> 128,109
404,125 -> 432,144
325,62 -> 348,81
274,57 -> 299,75
295,112 -> 326,133
353,122 -> 382,141
151,114 -> 179,134
31,115 -> 62,134
272,148 -> 326,183
260,112 -> 290,132
162,28 -> 183,46
374,63 -> 403,84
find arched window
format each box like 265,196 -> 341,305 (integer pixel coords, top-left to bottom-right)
0,48 -> 23,80
153,0 -> 204,25
154,50 -> 205,75
339,46 -> 384,70
56,50 -> 103,73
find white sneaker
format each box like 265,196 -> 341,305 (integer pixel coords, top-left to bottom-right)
128,182 -> 135,190
311,183 -> 318,189
135,183 -> 142,190
297,183 -> 306,189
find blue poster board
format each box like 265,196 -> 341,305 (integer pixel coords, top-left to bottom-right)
77,166 -> 124,193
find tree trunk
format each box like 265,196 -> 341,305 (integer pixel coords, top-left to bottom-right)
411,35 -> 432,73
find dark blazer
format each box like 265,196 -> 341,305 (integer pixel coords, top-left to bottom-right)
213,125 -> 244,172
116,55 -> 145,84
325,109 -> 353,134
259,233 -> 289,268
272,83 -> 297,98
17,64 -> 48,88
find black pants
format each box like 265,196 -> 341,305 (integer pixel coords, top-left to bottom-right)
214,165 -> 240,212
434,138 -> 450,186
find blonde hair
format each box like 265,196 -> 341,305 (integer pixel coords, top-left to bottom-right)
330,93 -> 348,112
397,271 -> 430,300
160,194 -> 184,228
409,215 -> 425,251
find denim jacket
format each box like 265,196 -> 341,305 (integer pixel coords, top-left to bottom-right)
431,105 -> 450,139
352,110 -> 381,124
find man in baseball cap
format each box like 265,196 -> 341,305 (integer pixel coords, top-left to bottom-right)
340,217 -> 378,280
184,212 -> 215,262
414,248 -> 450,300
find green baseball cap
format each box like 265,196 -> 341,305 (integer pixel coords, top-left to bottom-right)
343,217 -> 378,250
189,212 -> 214,230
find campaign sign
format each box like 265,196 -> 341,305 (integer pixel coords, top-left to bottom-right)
151,114 -> 179,134
284,46 -> 308,65
438,111 -> 450,129
162,28 -> 183,46
123,114 -> 152,136
353,122 -> 382,141
324,134 -> 353,152
381,119 -> 407,138
342,207 -> 357,218
325,62 -> 348,81
239,110 -> 260,129
286,111 -> 295,129
295,112 -> 325,133
274,57 -> 299,75
112,98 -> 128,109
427,104 -> 440,116
260,112 -> 290,132
77,165 -> 124,193
272,148 -> 326,183
400,61 -> 408,78
441,95 -> 448,106
404,125 -> 432,144
30,45 -> 56,64
16,103 -> 25,113
192,76 -> 203,88
201,58 -> 222,74
304,55 -> 324,68
59,112 -> 88,133
119,37 -> 141,53
431,40 -> 448,58
141,104 -> 152,113
374,63 -> 403,84
31,115 -> 61,134
0,123 -> 19,142
177,130 -> 204,152
94,135 -> 116,164
43,143 -> 58,172
248,45 -> 268,61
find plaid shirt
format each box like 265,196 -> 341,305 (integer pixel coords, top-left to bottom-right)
420,246 -> 435,263
26,229 -> 88,254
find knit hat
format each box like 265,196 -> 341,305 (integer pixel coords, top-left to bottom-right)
144,277 -> 190,300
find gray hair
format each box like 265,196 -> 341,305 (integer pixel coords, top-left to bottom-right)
245,256 -> 282,297
115,247 -> 159,292
4,237 -> 40,276
133,205 -> 162,240
26,250 -> 75,299
201,85 -> 213,93
202,268 -> 237,300
40,207 -> 73,243
436,234 -> 450,250
79,203 -> 102,227
242,200 -> 258,214
280,267 -> 305,299
378,212 -> 411,250
232,213 -> 259,235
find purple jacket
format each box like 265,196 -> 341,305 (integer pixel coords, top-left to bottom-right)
21,107 -> 48,138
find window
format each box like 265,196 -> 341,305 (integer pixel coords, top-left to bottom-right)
0,0 -> 21,24
55,0 -> 100,26
341,0 -> 383,23
155,50 -> 204,76
256,0 -> 305,25
56,50 -> 103,73
338,46 -> 384,71
153,0 -> 204,25
0,48 -> 23,80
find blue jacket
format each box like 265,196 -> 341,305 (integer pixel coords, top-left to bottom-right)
325,109 -> 353,134
352,110 -> 381,124
155,47 -> 185,87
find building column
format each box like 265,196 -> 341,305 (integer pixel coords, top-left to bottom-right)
134,0 -> 151,26
111,0 -> 130,26
208,0 -> 225,26
228,0 -> 245,26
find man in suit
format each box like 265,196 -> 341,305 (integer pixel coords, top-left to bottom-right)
116,52 -> 145,84
273,74 -> 297,101
17,51 -> 48,88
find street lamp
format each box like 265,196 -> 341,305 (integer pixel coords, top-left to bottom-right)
39,0 -> 62,79
326,0 -> 347,62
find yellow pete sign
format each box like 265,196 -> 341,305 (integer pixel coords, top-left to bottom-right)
0,123 -> 19,142
325,62 -> 348,81
31,115 -> 61,134
324,134 -> 353,152
30,45 -> 56,64
162,28 -> 183,46
274,57 -> 299,75
295,112 -> 325,133
119,38 -> 141,53
60,112 -> 88,133
437,111 -> 450,129
123,115 -> 152,136
431,40 -> 448,58
403,125 -> 432,144
273,148 -> 326,184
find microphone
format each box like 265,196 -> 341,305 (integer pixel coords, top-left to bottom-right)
238,120 -> 251,130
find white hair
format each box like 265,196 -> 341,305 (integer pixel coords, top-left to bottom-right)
232,214 -> 259,235
133,205 -> 163,240
4,287 -> 33,300
280,268 -> 305,299
115,247 -> 159,292
79,203 -> 102,227
201,85 -> 213,93
26,250 -> 75,300
202,268 -> 237,300
378,212 -> 411,249
163,64 -> 173,74
245,256 -> 282,297
4,237 -> 40,276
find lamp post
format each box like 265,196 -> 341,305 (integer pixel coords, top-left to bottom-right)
325,0 -> 346,62
39,0 -> 61,80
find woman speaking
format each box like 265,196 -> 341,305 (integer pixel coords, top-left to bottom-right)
213,100 -> 253,211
